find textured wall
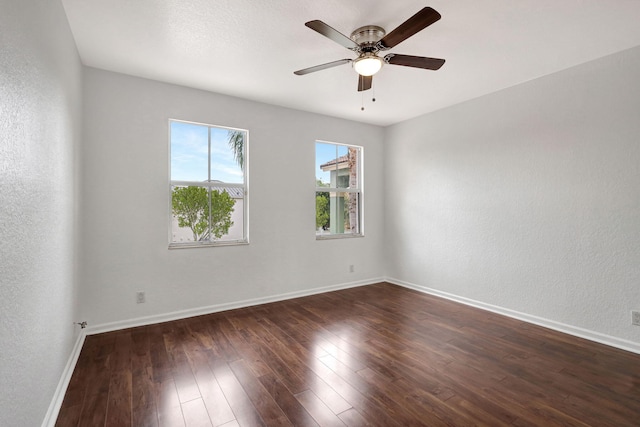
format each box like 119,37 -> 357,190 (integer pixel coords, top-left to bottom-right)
385,46 -> 640,345
79,68 -> 385,326
0,0 -> 82,425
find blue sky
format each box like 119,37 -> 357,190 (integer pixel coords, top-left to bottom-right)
316,142 -> 348,185
170,121 -> 244,183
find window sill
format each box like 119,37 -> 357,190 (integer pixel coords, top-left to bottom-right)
316,233 -> 364,241
169,240 -> 249,249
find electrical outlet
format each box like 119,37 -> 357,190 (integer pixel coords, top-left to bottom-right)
632,311 -> 640,326
349,264 -> 355,273
136,291 -> 146,304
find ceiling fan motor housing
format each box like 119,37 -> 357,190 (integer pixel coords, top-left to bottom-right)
350,25 -> 385,52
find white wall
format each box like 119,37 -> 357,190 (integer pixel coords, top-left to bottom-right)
80,67 -> 385,327
0,0 -> 82,425
385,46 -> 640,347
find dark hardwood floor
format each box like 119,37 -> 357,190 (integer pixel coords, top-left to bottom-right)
56,282 -> 640,426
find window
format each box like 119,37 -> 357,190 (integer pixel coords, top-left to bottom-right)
169,120 -> 248,247
315,141 -> 362,238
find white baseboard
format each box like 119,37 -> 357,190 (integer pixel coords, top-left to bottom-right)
41,330 -> 86,427
386,277 -> 640,355
86,277 -> 384,335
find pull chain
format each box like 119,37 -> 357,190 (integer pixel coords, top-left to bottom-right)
360,81 -> 377,111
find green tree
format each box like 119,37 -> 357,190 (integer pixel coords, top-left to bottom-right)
172,186 -> 235,241
227,130 -> 245,171
316,192 -> 330,230
315,179 -> 330,230
208,189 -> 236,239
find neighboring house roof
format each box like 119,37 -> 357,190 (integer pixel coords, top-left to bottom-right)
202,180 -> 245,198
214,186 -> 244,198
176,180 -> 244,199
320,154 -> 349,171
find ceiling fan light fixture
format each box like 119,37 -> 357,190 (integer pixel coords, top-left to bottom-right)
353,54 -> 383,76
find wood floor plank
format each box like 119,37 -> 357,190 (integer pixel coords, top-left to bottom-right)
210,360 -> 266,427
294,389 -> 346,427
56,282 -> 640,427
228,358 -> 294,426
205,315 -> 242,363
337,408 -> 370,427
148,324 -> 174,383
218,314 -> 273,378
258,373 -> 320,427
53,403 -> 82,427
261,307 -> 398,425
252,317 -> 352,415
105,371 -> 133,427
165,322 -> 203,404
318,353 -> 434,426
131,327 -> 159,427
182,398 -> 213,427
306,355 -> 402,427
305,373 -> 352,415
75,390 -> 109,427
185,346 -> 235,427
234,314 -> 311,395
155,379 -> 186,427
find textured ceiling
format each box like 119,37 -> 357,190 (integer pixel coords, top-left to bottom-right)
61,0 -> 640,126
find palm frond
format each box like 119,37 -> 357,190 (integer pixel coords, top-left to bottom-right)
228,130 -> 244,170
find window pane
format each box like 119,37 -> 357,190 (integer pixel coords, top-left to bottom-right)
336,145 -> 348,157
171,185 -> 209,243
316,143 -> 358,189
337,146 -> 358,189
347,147 -> 359,190
348,192 -> 360,234
316,191 -> 330,234
171,184 -> 243,243
170,122 -> 208,181
316,142 -> 336,186
316,190 -> 360,235
210,185 -> 244,241
211,127 -> 244,184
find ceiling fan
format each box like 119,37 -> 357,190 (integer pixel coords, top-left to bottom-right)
293,7 -> 445,92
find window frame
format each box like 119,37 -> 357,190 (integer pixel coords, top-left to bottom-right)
315,140 -> 364,240
168,119 -> 249,248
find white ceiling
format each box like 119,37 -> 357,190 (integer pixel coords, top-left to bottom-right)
61,0 -> 640,126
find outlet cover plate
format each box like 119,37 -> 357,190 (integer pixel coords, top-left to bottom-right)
632,311 -> 640,326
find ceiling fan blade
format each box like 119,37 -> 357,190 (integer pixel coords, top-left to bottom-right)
384,54 -> 445,70
378,7 -> 441,49
358,75 -> 372,92
305,20 -> 360,50
294,59 -> 352,75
